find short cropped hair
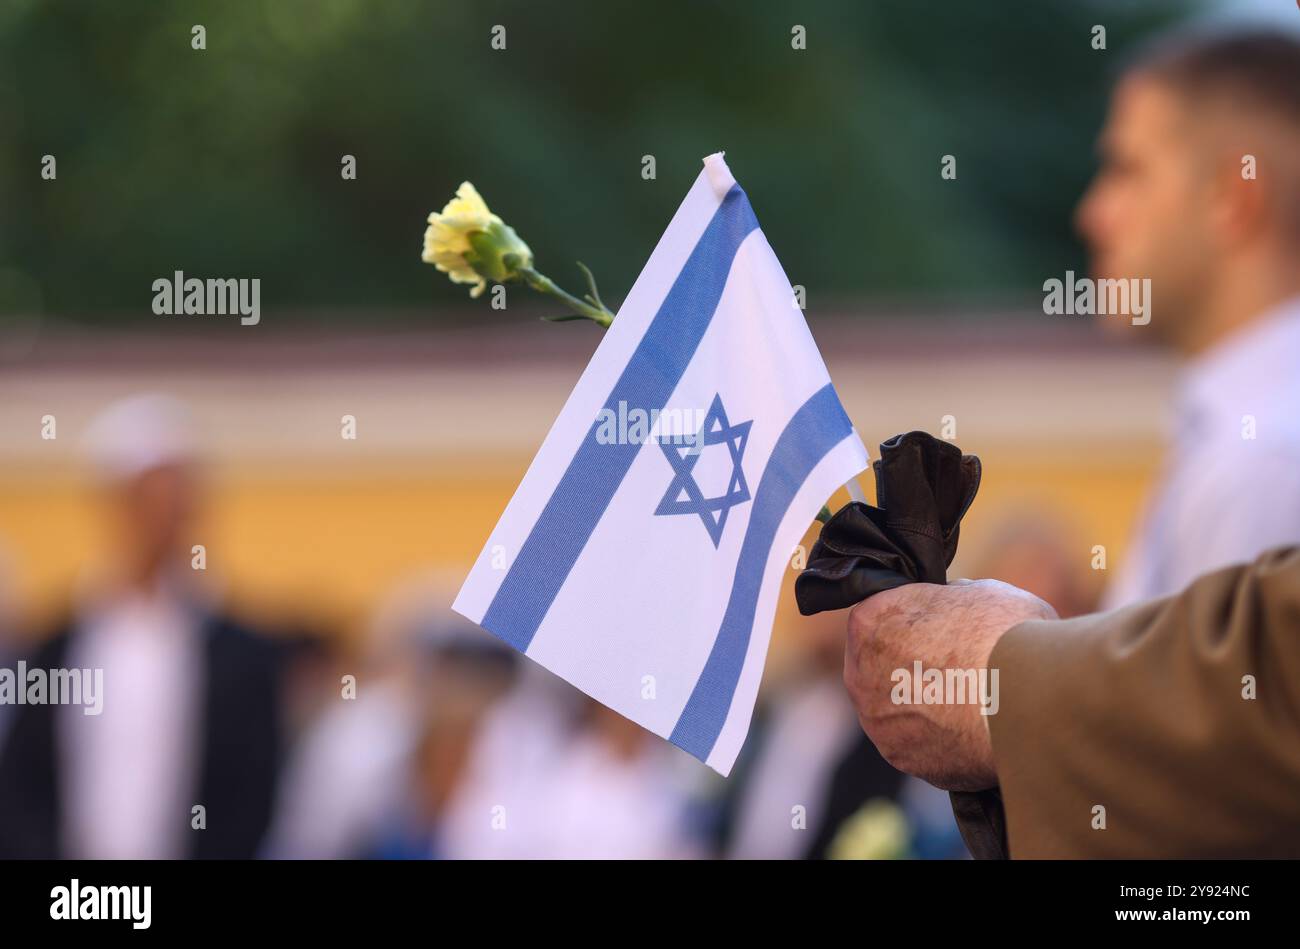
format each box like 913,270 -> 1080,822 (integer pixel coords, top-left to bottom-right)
1129,29 -> 1300,129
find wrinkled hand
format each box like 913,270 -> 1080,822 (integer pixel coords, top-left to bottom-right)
844,579 -> 1057,791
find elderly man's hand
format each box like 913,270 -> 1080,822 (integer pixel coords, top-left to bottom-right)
844,579 -> 1057,791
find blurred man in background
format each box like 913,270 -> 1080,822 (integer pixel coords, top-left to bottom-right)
0,394 -> 286,859
1074,30 -> 1300,608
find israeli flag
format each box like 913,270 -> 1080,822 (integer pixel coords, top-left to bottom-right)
454,154 -> 868,775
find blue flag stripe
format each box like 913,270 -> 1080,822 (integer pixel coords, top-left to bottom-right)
481,185 -> 760,651
669,382 -> 853,760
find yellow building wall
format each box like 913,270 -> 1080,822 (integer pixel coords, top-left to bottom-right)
0,445 -> 1158,643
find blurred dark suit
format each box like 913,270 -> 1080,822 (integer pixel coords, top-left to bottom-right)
0,613 -> 284,859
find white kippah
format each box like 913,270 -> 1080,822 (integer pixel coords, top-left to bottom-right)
83,393 -> 197,482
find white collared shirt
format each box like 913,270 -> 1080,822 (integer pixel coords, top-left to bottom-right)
1104,297 -> 1300,609
58,588 -> 203,859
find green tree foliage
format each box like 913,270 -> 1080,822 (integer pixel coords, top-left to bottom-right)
0,0 -> 1192,325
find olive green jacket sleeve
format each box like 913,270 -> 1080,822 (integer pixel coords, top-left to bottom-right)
988,546 -> 1300,858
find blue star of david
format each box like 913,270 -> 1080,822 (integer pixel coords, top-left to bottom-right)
653,393 -> 752,547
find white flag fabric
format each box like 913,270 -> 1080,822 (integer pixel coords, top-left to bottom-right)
453,153 -> 869,775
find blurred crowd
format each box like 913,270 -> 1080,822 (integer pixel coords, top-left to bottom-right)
0,392 -> 1104,860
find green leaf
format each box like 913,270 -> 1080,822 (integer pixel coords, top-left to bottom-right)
576,260 -> 607,311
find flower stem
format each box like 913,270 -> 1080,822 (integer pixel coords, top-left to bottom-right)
518,266 -> 614,327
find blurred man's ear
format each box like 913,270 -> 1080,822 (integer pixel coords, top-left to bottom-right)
1207,141 -> 1268,249
1211,129 -> 1300,257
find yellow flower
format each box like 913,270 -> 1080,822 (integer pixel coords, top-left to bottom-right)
827,799 -> 911,860
422,181 -> 533,298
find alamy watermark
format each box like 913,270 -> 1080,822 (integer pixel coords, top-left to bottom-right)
891,661 -> 999,716
152,270 -> 260,325
0,662 -> 103,715
595,400 -> 708,453
50,879 -> 150,929
1042,269 -> 1150,326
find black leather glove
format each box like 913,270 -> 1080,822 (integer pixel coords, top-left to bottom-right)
794,431 -> 980,614
794,430 -> 1008,860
